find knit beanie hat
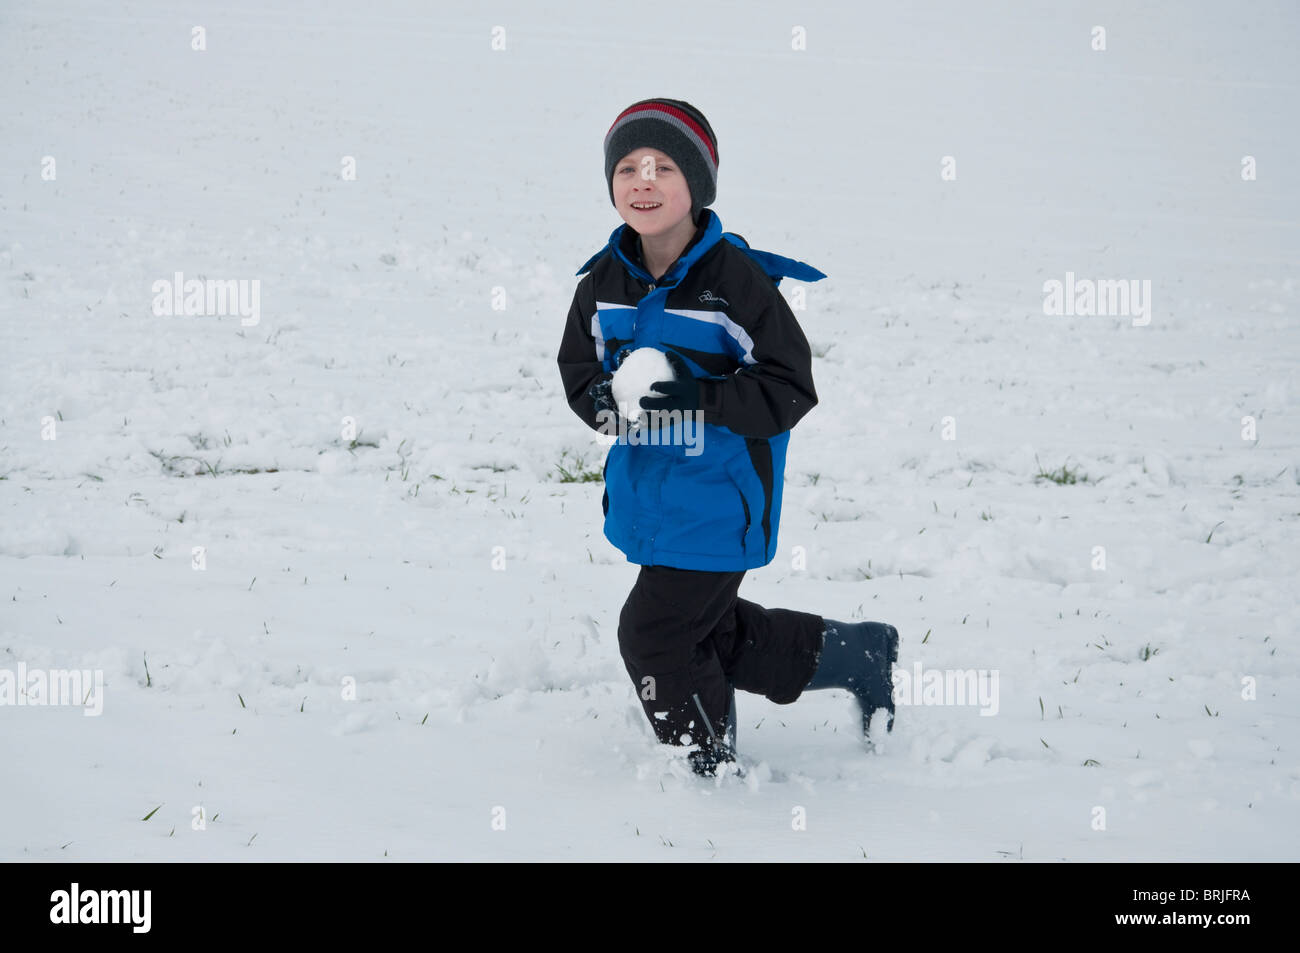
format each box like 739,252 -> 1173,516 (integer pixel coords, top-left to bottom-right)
604,98 -> 719,222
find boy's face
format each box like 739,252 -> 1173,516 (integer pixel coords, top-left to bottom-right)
611,148 -> 694,237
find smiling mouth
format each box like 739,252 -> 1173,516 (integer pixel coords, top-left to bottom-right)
630,202 -> 662,211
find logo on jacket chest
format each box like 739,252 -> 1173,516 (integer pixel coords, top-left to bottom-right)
697,290 -> 730,307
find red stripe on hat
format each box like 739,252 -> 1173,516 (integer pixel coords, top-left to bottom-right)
607,102 -> 717,165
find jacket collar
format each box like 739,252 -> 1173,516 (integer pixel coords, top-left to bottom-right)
576,208 -> 723,283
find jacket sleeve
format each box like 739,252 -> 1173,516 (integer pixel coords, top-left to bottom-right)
556,273 -> 610,433
697,275 -> 818,439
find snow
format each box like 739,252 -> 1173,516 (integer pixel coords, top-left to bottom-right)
1,0 -> 1297,861
611,347 -> 674,425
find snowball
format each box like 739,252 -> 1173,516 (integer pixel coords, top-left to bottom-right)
611,348 -> 675,424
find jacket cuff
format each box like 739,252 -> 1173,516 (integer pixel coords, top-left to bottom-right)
699,378 -> 724,424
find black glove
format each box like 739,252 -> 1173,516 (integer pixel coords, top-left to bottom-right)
586,372 -> 617,417
639,350 -> 701,414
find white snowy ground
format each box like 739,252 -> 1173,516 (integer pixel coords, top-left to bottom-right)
1,0 -> 1297,861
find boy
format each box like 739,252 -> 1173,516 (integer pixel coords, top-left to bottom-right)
557,98 -> 900,777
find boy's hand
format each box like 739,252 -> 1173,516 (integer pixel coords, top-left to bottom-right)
587,372 -> 618,417
640,350 -> 701,413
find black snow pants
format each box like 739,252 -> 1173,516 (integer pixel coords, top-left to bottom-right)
617,564 -> 826,750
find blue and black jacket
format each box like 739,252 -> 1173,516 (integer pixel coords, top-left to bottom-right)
557,208 -> 825,571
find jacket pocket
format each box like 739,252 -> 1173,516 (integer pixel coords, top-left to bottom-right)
724,452 -> 764,557
732,480 -> 751,547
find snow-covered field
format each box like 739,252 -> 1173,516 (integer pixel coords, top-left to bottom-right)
2,0 -> 1297,861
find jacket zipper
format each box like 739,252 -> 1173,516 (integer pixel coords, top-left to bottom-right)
635,282 -> 654,333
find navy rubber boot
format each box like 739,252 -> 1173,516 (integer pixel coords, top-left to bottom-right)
806,619 -> 899,735
687,681 -> 740,777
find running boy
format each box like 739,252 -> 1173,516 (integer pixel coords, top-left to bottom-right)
557,97 -> 899,776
